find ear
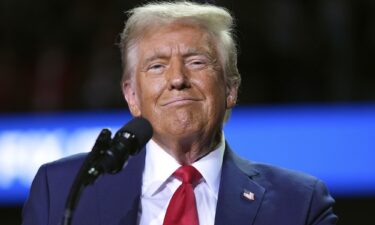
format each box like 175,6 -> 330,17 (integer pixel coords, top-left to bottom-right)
226,85 -> 238,109
122,80 -> 141,117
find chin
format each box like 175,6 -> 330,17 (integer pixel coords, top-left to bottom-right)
166,123 -> 203,137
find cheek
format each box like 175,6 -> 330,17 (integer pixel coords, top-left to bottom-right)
202,74 -> 227,102
193,76 -> 227,121
136,76 -> 165,111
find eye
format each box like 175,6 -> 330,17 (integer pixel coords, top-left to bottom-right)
147,63 -> 165,74
186,57 -> 208,70
192,60 -> 204,65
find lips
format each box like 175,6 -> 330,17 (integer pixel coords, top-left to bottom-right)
161,97 -> 202,106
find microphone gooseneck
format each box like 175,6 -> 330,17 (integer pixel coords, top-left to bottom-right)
62,117 -> 153,225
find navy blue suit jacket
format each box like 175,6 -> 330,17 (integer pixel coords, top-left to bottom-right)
22,145 -> 337,225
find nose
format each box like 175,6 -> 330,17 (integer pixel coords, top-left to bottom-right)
167,59 -> 191,90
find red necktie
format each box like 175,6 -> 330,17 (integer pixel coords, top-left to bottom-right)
163,165 -> 202,225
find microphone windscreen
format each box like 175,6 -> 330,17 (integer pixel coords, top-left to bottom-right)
120,117 -> 153,148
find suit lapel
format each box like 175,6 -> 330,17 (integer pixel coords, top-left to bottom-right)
214,146 -> 265,225
96,148 -> 146,225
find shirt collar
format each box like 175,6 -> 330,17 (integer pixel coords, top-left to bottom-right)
142,134 -> 225,197
192,135 -> 225,197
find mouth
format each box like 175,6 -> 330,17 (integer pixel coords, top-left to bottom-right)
161,97 -> 201,106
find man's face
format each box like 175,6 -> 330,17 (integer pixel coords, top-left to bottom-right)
123,22 -> 236,145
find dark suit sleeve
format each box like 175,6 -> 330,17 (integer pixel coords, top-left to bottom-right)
22,164 -> 50,225
307,180 -> 338,225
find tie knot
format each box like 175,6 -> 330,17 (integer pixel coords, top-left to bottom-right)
173,165 -> 202,185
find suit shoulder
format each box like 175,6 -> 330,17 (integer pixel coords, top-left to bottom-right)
34,153 -> 89,197
250,161 -> 320,191
246,162 -> 337,224
45,153 -> 87,168
252,161 -> 317,181
229,149 -> 318,185
39,153 -> 88,178
226,147 -> 320,190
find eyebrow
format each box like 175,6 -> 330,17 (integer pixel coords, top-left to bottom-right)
183,47 -> 214,59
142,47 -> 214,66
142,51 -> 169,66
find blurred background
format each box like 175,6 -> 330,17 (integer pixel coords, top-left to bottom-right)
0,0 -> 374,224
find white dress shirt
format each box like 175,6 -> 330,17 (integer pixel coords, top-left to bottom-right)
138,136 -> 225,225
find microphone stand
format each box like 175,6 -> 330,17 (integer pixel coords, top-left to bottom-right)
61,129 -> 112,225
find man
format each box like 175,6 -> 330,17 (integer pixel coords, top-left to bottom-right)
22,1 -> 337,225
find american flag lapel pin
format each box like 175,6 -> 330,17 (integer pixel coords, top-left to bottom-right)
243,190 -> 255,201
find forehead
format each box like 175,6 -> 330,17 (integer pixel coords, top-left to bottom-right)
137,22 -> 216,57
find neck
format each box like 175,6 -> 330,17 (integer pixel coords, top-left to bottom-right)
153,131 -> 222,165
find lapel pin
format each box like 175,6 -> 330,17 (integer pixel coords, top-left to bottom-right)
243,190 -> 255,201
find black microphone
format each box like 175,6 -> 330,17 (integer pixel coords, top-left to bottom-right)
89,117 -> 153,176
62,117 -> 153,225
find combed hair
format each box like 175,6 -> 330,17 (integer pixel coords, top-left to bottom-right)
119,1 -> 241,91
